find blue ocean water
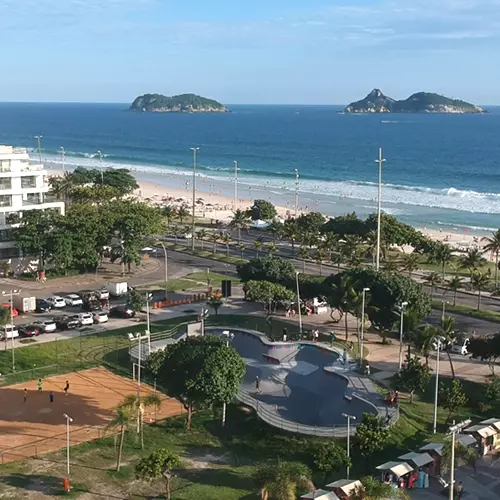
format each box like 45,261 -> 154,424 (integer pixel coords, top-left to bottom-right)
0,102 -> 499,232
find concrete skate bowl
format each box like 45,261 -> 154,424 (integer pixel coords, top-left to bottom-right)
206,328 -> 378,437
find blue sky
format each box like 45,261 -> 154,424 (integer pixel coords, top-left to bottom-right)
1,0 -> 499,104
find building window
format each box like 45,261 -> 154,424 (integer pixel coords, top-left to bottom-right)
0,229 -> 13,242
0,179 -> 12,190
21,176 -> 37,189
0,160 -> 11,173
0,195 -> 12,207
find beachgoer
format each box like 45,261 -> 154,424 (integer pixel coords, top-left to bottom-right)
457,481 -> 463,499
255,376 -> 261,394
37,378 -> 43,391
63,380 -> 69,396
23,388 -> 28,403
49,391 -> 54,403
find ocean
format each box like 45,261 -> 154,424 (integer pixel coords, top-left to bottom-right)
0,102 -> 499,234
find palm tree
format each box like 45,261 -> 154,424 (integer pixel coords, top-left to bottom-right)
196,229 -> 207,250
315,247 -> 327,276
460,247 -> 486,276
122,393 -> 162,449
162,205 -> 177,226
237,242 -> 246,259
329,275 -> 361,340
324,232 -> 340,261
470,270 -> 491,310
299,246 -> 309,273
254,238 -> 263,258
413,324 -> 437,365
428,243 -> 454,279
447,275 -> 464,306
382,255 -> 401,273
482,229 -> 500,286
253,461 -> 314,500
221,232 -> 232,257
364,230 -> 387,265
301,231 -> 319,251
402,253 -> 420,277
177,204 -> 190,223
267,219 -> 284,243
209,232 -> 219,254
106,405 -> 133,471
266,242 -> 279,256
423,272 -> 442,300
331,252 -> 343,272
229,209 -> 251,243
48,172 -> 76,203
340,235 -> 362,265
283,220 -> 299,253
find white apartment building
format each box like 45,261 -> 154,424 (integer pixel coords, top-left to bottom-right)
0,145 -> 65,259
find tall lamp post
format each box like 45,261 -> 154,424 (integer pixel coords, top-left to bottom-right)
294,169 -> 299,217
375,148 -> 385,271
222,330 -> 235,427
2,289 -> 21,371
97,150 -> 104,184
360,287 -> 370,367
433,335 -> 445,434
190,147 -> 200,250
60,147 -> 66,174
448,419 -> 471,500
341,413 -> 356,479
295,271 -> 302,336
35,135 -> 43,165
234,161 -> 238,210
128,331 -> 151,399
398,301 -> 408,372
159,242 -> 168,299
63,413 -> 73,480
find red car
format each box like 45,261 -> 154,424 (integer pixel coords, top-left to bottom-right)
1,304 -> 19,317
18,325 -> 42,337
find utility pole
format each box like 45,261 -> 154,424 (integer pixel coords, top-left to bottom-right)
160,242 -> 168,299
295,169 -> 299,218
342,413 -> 356,479
375,148 -> 385,271
35,135 -> 43,165
398,301 -> 408,372
433,336 -> 443,434
295,271 -> 302,336
234,161 -> 238,210
360,288 -> 370,367
190,147 -> 200,250
63,413 -> 73,480
448,419 -> 471,500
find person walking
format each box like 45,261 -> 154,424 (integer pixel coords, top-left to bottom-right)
456,481 -> 463,499
255,376 -> 261,394
63,380 -> 69,396
49,391 -> 54,403
23,388 -> 28,403
37,378 -> 43,391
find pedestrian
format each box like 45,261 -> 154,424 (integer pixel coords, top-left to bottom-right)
457,481 -> 463,499
255,376 -> 261,394
63,380 -> 69,396
23,388 -> 28,403
37,378 -> 43,391
49,391 -> 54,403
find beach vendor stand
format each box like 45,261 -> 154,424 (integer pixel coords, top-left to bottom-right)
480,418 -> 500,452
397,452 -> 434,488
464,423 -> 499,455
419,443 -> 444,476
375,461 -> 414,489
325,479 -> 363,499
301,489 -> 340,500
456,433 -> 478,448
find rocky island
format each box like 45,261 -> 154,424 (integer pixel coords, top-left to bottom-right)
130,93 -> 228,113
344,89 -> 485,114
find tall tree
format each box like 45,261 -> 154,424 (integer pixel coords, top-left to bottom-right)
176,205 -> 190,223
482,229 -> 500,286
315,247 -> 327,276
428,242 -> 454,279
401,253 -> 420,277
439,379 -> 468,423
470,270 -> 491,310
355,413 -> 390,468
397,355 -> 432,402
245,280 -> 296,314
248,200 -> 277,221
266,242 -> 279,256
447,275 -> 464,306
266,219 -> 284,243
413,324 -> 437,365
299,246 -> 309,273
283,220 -> 299,253
237,256 -> 296,284
146,335 -> 245,430
254,238 -> 263,258
441,316 -> 458,379
163,205 -> 177,226
209,232 -> 219,254
313,442 -> 351,484
329,275 -> 361,340
229,209 -> 251,243
460,247 -> 486,276
196,229 -> 207,250
122,392 -> 161,449
106,405 -> 133,471
423,272 -> 442,300
221,232 -> 232,257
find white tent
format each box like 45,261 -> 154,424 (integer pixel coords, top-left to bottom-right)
419,443 -> 444,456
397,452 -> 434,468
375,461 -> 414,477
301,489 -> 340,500
465,424 -> 497,439
326,479 -> 363,497
480,418 -> 500,431
456,434 -> 477,447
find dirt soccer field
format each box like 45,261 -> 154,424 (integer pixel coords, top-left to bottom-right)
0,367 -> 183,464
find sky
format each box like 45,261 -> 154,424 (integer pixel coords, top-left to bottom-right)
0,0 -> 499,104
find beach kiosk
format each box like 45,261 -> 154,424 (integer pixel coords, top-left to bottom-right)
456,433 -> 477,448
464,424 -> 498,455
419,443 -> 444,476
397,452 -> 433,488
325,479 -> 363,499
301,489 -> 340,500
480,418 -> 500,451
375,461 -> 414,489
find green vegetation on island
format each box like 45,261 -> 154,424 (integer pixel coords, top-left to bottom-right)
345,88 -> 485,114
130,93 -> 228,113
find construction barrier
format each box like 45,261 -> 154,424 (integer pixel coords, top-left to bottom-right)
153,292 -> 209,310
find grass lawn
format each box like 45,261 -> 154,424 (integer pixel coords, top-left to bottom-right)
432,300 -> 500,324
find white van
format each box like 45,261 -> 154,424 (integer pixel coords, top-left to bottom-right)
450,337 -> 469,356
1,324 -> 19,340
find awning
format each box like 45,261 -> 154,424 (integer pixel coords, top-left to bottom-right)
397,452 -> 434,468
325,479 -> 363,496
419,443 -> 444,456
456,434 -> 477,447
465,425 -> 497,438
375,461 -> 414,477
301,489 -> 340,500
480,418 -> 500,431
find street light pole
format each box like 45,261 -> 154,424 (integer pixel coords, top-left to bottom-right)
190,147 -> 200,250
375,148 -> 385,271
448,419 -> 471,500
433,337 -> 442,434
360,288 -> 370,367
63,413 -> 73,480
160,242 -> 168,299
60,147 -> 66,174
234,161 -> 238,210
342,413 -> 356,479
97,150 -> 104,184
295,271 -> 302,336
35,135 -> 43,165
295,169 -> 299,218
398,301 -> 408,372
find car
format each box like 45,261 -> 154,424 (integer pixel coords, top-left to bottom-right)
55,316 -> 81,330
109,305 -> 136,319
96,288 -> 109,300
72,313 -> 94,326
46,296 -> 66,308
64,294 -> 83,306
32,319 -> 57,333
35,299 -> 52,313
1,324 -> 19,340
92,311 -> 108,324
450,337 -> 470,356
18,324 -> 42,337
1,304 -> 19,317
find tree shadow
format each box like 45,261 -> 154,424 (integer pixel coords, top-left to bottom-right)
176,467 -> 255,494
0,473 -> 90,496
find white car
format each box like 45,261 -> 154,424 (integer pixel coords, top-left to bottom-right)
92,311 -> 108,324
33,319 -> 57,333
450,338 -> 470,356
96,288 -> 109,300
73,313 -> 94,326
64,294 -> 83,306
46,296 -> 66,308
1,324 -> 19,340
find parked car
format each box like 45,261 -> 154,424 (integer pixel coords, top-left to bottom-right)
32,319 -> 57,333
64,294 -> 83,307
92,311 -> 108,324
35,299 -> 52,313
1,304 -> 19,317
96,288 -> 109,300
55,316 -> 81,330
46,296 -> 66,308
73,313 -> 94,326
450,337 -> 470,356
1,324 -> 19,340
18,324 -> 42,337
109,305 -> 135,319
